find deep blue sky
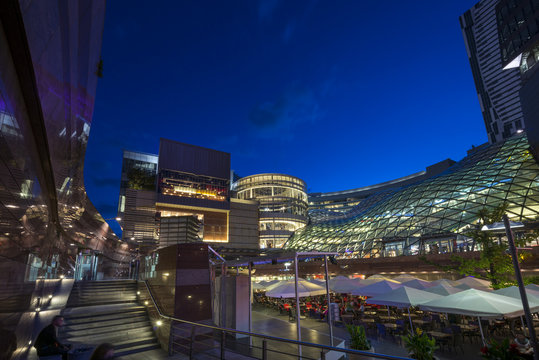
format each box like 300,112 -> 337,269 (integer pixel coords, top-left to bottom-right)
85,0 -> 484,235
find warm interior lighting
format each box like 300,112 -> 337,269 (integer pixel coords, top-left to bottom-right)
35,307 -> 41,312
156,320 -> 162,326
137,291 -> 140,295
144,301 -> 149,305
48,295 -> 53,299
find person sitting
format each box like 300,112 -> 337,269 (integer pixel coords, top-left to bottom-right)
513,334 -> 533,359
34,315 -> 70,359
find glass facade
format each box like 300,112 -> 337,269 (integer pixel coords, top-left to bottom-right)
285,135 -> 539,257
460,0 -> 525,143
158,169 -> 228,201
233,174 -> 308,249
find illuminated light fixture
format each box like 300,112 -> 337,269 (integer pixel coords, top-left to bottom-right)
35,307 -> 41,312
59,275 -> 65,279
137,291 -> 141,295
28,341 -> 32,345
116,217 -> 122,221
131,237 -> 135,240
517,129 -> 524,134
69,243 -> 75,246
5,204 -> 18,208
163,273 -> 169,276
4,233 -> 9,236
156,320 -> 162,326
144,301 -> 149,305
187,295 -> 192,299
48,295 -> 53,299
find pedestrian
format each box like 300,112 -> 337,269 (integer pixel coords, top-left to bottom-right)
34,315 -> 70,360
90,343 -> 115,360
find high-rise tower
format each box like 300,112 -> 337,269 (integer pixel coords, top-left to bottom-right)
460,0 -> 525,143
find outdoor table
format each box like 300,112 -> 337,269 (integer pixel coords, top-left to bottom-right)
362,318 -> 375,323
383,323 -> 398,329
459,324 -> 477,331
364,311 -> 377,316
428,331 -> 452,339
412,319 -> 430,326
378,316 -> 395,321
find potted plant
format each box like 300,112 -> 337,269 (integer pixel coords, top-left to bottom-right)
346,324 -> 374,359
480,338 -> 523,359
402,329 -> 437,360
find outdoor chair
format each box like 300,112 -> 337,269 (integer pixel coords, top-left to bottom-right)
376,323 -> 390,340
449,325 -> 465,354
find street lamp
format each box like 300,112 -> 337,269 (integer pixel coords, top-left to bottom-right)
482,215 -> 538,360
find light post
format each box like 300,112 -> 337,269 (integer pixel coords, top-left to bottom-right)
482,216 -> 538,360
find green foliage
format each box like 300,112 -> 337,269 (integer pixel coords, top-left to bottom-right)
421,204 -> 529,289
346,324 -> 371,351
480,338 -> 523,359
402,329 -> 437,360
127,168 -> 155,191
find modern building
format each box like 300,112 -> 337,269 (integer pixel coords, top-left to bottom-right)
285,135 -> 539,257
0,0 -> 128,280
117,150 -> 159,248
496,0 -> 539,158
0,1 -> 134,356
308,159 -> 455,224
460,0 -> 525,143
118,139 -> 260,254
232,174 -> 308,249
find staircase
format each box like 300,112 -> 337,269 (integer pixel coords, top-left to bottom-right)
59,280 -> 162,357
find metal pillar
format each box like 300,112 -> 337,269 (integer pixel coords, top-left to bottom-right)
477,317 -> 486,346
248,261 -> 252,346
503,214 -> 539,360
294,254 -> 302,358
221,264 -> 227,328
407,307 -> 414,334
323,255 -> 334,346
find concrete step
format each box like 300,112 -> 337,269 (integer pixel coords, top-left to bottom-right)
66,299 -> 138,308
63,314 -> 149,331
61,325 -> 155,344
60,319 -> 152,338
65,309 -> 147,324
115,343 -> 162,357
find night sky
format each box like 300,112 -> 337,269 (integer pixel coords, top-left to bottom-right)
85,0 -> 484,235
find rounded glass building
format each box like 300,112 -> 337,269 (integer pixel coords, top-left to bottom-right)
233,174 -> 308,249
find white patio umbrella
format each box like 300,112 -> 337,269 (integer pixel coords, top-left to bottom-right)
432,279 -> 459,287
419,289 -> 539,344
392,274 -> 418,282
309,279 -> 326,286
264,280 -> 283,291
368,274 -> 391,280
358,277 -> 399,287
424,282 -> 464,296
494,286 -> 539,301
526,284 -> 539,292
400,279 -> 434,290
266,278 -> 327,298
328,275 -> 360,293
252,282 -> 266,290
366,286 -> 443,333
350,279 -> 402,297
454,276 -> 491,289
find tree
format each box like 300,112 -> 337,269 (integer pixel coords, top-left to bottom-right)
422,204 -> 528,289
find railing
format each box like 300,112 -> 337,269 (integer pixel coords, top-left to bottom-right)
143,280 -> 412,360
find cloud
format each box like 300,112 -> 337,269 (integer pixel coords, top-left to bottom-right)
248,84 -> 322,140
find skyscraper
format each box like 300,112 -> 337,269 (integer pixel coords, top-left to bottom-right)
460,0 -> 525,143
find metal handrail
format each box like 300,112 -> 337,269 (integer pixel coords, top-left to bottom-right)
143,280 -> 412,360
